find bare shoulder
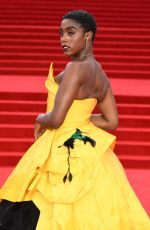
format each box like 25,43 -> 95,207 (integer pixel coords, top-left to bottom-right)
62,61 -> 88,85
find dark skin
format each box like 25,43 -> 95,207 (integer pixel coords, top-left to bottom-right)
34,19 -> 118,139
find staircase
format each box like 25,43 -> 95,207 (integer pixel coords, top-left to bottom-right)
0,0 -> 150,214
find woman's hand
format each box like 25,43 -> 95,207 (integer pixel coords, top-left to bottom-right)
34,122 -> 46,140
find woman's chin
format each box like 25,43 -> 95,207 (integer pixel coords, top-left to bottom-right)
63,51 -> 74,58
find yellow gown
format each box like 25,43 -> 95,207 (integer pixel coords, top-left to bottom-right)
0,63 -> 150,229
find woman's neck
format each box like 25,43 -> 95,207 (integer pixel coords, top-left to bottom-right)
71,46 -> 93,62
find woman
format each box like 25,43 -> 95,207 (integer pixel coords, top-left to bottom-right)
0,10 -> 149,229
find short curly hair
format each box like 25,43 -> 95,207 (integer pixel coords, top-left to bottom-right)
62,10 -> 97,41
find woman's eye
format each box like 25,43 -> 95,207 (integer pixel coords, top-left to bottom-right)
68,32 -> 74,36
59,31 -> 74,37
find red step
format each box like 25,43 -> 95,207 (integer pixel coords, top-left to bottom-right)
117,103 -> 150,115
118,115 -> 150,128
115,140 -> 150,156
0,100 -> 46,112
113,128 -> 150,141
0,124 -> 34,138
0,137 -> 34,152
0,111 -> 37,124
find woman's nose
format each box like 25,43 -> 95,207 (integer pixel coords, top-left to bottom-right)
61,33 -> 68,42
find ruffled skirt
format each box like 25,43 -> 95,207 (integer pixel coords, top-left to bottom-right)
0,124 -> 150,229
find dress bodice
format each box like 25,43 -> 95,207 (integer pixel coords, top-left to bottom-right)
45,63 -> 97,128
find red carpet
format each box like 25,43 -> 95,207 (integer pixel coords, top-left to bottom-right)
0,0 -> 150,215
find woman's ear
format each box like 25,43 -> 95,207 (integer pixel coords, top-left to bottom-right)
85,31 -> 93,41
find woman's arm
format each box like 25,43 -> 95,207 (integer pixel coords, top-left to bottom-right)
90,71 -> 118,130
36,62 -> 83,129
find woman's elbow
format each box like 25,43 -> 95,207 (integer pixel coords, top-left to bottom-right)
109,118 -> 119,130
51,117 -> 63,129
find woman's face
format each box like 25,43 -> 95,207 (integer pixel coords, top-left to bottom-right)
60,19 -> 86,57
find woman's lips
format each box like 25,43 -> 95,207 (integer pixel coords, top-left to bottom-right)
62,45 -> 70,51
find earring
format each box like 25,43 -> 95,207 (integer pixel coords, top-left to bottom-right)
86,37 -> 88,49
